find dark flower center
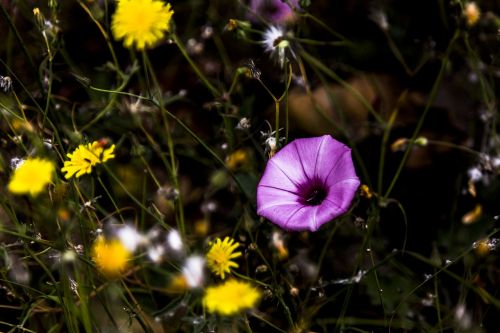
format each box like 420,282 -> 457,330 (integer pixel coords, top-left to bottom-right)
301,186 -> 327,206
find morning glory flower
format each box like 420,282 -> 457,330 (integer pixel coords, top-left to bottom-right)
257,135 -> 360,231
248,0 -> 299,24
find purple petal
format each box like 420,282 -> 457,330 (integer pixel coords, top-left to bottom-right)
266,144 -> 310,186
323,149 -> 359,186
314,137 -> 353,182
290,136 -> 327,181
248,0 -> 299,23
314,200 -> 345,231
257,185 -> 300,212
257,202 -> 307,230
324,178 -> 361,213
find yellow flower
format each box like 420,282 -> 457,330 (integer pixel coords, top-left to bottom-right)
8,158 -> 55,196
203,279 -> 261,316
462,204 -> 482,225
92,236 -> 131,277
206,237 -> 242,279
61,141 -> 115,179
464,2 -> 480,27
359,184 -> 373,199
226,149 -> 249,170
111,0 -> 174,50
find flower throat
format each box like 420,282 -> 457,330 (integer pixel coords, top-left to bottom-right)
302,186 -> 327,206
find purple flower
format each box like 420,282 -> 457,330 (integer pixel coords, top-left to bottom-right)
257,135 -> 360,232
248,0 -> 299,24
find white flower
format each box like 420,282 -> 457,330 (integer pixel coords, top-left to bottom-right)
147,245 -> 165,263
369,8 -> 389,31
117,225 -> 147,252
236,117 -> 251,130
467,167 -> 482,183
167,229 -> 183,252
182,256 -> 205,288
492,157 -> 500,170
262,26 -> 294,67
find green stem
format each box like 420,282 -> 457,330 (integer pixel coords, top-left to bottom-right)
77,0 -> 121,77
103,164 -> 169,227
293,37 -> 353,47
172,33 -> 220,97
97,175 -> 126,224
42,55 -> 53,131
79,79 -> 127,132
251,312 -> 287,333
143,51 -> 186,236
383,30 -> 460,199
299,12 -> 351,43
377,91 -> 407,195
433,268 -> 443,333
0,5 -> 43,94
274,101 -> 280,146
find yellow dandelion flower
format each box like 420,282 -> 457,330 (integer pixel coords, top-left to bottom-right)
203,279 -> 261,316
8,158 -> 55,197
92,236 -> 131,277
206,237 -> 242,279
61,141 -> 115,179
111,0 -> 174,50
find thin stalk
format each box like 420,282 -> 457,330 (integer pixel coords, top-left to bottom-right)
172,33 -> 220,97
243,314 -> 253,333
368,247 -> 387,327
383,30 -> 460,199
97,175 -> 126,224
103,164 -> 169,227
433,268 -> 443,333
251,312 -> 287,333
293,37 -> 353,47
377,91 -> 407,195
0,5 -> 43,93
283,63 -> 290,143
79,78 -> 128,132
142,51 -> 185,236
42,56 -> 53,130
77,0 -> 121,76
245,231 -> 295,329
274,101 -> 280,145
383,30 -> 429,76
299,12 -> 351,43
